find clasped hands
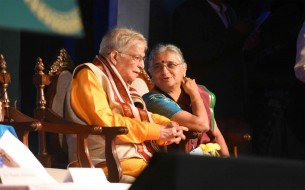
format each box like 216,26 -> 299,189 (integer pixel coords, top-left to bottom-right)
160,121 -> 188,145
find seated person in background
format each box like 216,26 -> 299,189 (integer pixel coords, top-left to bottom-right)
65,28 -> 187,179
294,20 -> 305,83
142,44 -> 229,157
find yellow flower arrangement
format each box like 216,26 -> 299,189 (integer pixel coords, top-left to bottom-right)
199,143 -> 221,157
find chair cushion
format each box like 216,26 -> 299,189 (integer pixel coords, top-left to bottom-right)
51,71 -> 72,117
131,78 -> 150,96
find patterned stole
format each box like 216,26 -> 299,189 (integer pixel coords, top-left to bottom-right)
92,55 -> 158,161
196,85 -> 216,143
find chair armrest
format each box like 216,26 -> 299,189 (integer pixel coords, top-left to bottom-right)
7,107 -> 38,122
2,107 -> 42,147
0,120 -> 42,145
39,108 -> 129,182
0,121 -> 42,132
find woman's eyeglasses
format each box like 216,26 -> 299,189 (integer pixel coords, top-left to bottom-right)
151,61 -> 183,72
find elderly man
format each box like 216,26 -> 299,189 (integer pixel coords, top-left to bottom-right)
65,27 -> 187,180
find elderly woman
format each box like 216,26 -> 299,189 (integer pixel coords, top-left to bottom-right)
65,28 -> 187,180
143,44 -> 229,157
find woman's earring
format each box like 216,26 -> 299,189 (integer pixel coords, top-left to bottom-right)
184,73 -> 186,77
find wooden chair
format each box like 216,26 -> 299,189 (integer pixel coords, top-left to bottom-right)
33,49 -> 73,168
32,49 -> 129,182
217,118 -> 252,157
0,53 -> 42,147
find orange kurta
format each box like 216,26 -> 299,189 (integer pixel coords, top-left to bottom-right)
70,66 -> 170,177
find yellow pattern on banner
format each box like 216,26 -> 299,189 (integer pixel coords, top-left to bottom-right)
24,0 -> 83,35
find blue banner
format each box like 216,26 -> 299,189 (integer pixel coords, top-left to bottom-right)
0,0 -> 84,37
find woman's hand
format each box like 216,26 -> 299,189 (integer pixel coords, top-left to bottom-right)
179,77 -> 210,132
182,77 -> 201,100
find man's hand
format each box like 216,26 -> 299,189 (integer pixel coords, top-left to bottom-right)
159,121 -> 188,145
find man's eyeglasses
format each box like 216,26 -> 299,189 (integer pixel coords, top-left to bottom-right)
151,61 -> 183,72
119,52 -> 146,63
